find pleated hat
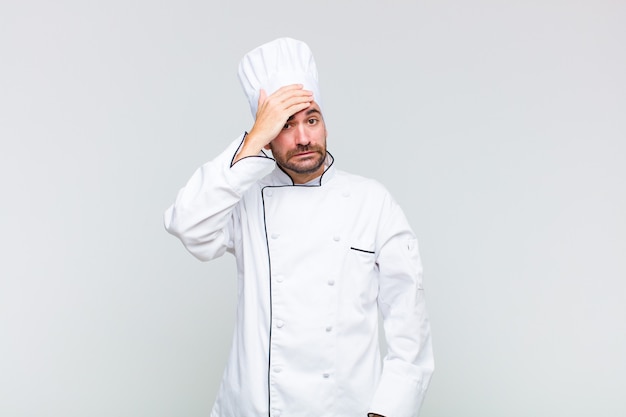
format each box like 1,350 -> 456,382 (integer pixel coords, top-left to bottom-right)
238,37 -> 322,118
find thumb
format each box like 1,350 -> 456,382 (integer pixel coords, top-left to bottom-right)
258,89 -> 267,107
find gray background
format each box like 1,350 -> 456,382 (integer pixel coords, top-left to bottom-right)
1,1 -> 625,416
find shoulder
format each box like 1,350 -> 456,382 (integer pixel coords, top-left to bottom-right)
334,169 -> 392,198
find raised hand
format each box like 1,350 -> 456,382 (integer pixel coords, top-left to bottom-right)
233,84 -> 313,163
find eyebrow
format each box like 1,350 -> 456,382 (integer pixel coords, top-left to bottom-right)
286,108 -> 321,122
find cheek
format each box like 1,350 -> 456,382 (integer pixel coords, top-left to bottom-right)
318,127 -> 328,145
268,136 -> 288,153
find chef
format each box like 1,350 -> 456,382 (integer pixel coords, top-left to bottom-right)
164,37 -> 434,417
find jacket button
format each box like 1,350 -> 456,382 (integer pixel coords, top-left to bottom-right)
342,191 -> 350,197
274,367 -> 282,373
327,279 -> 335,286
271,233 -> 280,239
276,320 -> 284,328
266,189 -> 273,197
322,372 -> 330,378
275,275 -> 284,283
333,235 -> 341,242
325,326 -> 332,332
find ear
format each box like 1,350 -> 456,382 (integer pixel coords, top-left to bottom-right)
264,143 -> 272,150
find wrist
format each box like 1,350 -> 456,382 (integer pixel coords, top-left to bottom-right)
233,132 -> 265,164
246,127 -> 272,150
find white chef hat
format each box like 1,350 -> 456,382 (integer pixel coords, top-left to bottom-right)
238,37 -> 322,118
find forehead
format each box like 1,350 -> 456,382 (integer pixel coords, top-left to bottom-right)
287,102 -> 323,121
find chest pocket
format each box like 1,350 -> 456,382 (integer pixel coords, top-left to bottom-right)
348,239 -> 377,271
350,245 -> 375,255
341,239 -> 379,303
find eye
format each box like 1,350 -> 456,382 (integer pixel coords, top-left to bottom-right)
283,123 -> 291,130
307,118 -> 318,125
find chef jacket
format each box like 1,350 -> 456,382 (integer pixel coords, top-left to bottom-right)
164,134 -> 434,417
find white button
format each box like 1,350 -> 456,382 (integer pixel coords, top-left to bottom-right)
325,326 -> 332,332
327,279 -> 335,286
271,233 -> 280,239
342,191 -> 350,197
274,367 -> 282,373
275,275 -> 284,283
276,320 -> 284,328
333,235 -> 341,242
266,189 -> 273,197
323,373 -> 330,378
272,410 -> 281,417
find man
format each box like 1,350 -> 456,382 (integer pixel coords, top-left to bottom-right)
164,38 -> 434,417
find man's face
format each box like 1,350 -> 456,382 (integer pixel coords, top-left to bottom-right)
266,102 -> 327,183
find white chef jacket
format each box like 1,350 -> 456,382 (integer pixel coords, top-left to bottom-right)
164,134 -> 434,417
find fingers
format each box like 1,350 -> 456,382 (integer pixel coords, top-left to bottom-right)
258,85 -> 308,111
255,84 -> 313,125
268,84 -> 313,104
261,85 -> 313,117
259,84 -> 305,103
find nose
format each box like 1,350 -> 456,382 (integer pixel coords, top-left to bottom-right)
294,124 -> 310,146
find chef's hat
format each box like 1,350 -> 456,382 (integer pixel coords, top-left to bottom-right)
238,37 -> 322,118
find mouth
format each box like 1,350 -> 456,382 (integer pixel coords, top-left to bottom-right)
286,146 -> 325,162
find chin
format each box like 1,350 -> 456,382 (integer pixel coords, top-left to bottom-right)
294,155 -> 325,171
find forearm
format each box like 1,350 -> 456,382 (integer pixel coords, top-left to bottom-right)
232,130 -> 271,164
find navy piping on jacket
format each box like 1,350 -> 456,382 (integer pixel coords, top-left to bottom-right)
259,150 -> 335,416
230,132 -> 270,168
260,188 -> 273,417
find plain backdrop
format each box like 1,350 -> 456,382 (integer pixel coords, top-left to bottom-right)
1,1 -> 625,416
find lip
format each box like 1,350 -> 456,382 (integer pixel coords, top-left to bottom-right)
293,151 -> 315,157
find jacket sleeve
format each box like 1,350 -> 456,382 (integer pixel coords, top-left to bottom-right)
368,192 -> 434,417
163,134 -> 275,261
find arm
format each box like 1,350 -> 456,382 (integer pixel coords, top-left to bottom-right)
163,135 -> 274,261
368,194 -> 434,417
163,84 -> 314,261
